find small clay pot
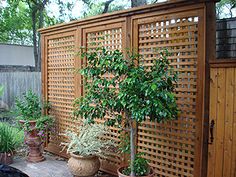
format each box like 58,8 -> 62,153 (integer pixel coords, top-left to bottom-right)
0,152 -> 13,165
117,166 -> 155,177
19,120 -> 45,163
68,153 -> 100,177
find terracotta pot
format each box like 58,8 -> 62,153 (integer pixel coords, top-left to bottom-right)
0,152 -> 13,165
68,153 -> 100,177
117,166 -> 155,177
19,120 -> 45,163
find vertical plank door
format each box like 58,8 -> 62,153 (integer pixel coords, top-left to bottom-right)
208,67 -> 236,177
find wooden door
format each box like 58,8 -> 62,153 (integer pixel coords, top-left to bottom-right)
208,67 -> 236,177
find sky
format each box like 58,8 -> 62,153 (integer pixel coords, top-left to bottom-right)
47,0 -> 132,22
0,0 -> 235,21
47,0 -> 236,22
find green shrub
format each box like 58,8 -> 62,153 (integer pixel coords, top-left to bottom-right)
0,122 -> 24,153
15,90 -> 42,121
122,153 -> 149,176
15,90 -> 54,138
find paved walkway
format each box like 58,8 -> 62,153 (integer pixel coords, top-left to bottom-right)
10,154 -> 116,177
11,154 -> 73,177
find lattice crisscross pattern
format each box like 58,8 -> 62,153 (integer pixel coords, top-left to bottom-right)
87,28 -> 122,50
137,16 -> 199,177
47,34 -> 76,146
85,27 -> 123,167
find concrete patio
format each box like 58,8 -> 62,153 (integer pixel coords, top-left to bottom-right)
10,154 -> 73,177
10,153 -> 115,177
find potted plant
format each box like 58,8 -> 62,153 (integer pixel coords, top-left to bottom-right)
0,122 -> 24,165
74,48 -> 179,176
61,122 -> 113,177
15,90 -> 53,163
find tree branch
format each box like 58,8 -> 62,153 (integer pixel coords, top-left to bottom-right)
102,0 -> 115,14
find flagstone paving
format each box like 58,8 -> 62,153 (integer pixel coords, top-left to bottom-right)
10,153 -> 116,177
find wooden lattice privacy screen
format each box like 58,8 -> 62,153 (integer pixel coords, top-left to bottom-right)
40,1 -> 216,176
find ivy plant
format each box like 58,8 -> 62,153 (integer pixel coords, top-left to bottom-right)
74,48 -> 178,176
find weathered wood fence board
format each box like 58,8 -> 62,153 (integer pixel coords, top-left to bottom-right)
40,1 -> 217,176
207,67 -> 236,177
0,72 -> 41,108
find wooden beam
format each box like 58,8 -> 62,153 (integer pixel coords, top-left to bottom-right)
203,1 -> 216,177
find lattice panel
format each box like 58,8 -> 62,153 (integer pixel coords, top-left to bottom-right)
47,34 -> 76,147
85,27 -> 123,168
137,16 -> 199,177
87,28 -> 122,50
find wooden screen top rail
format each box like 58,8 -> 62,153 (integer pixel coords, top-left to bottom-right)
210,59 -> 236,68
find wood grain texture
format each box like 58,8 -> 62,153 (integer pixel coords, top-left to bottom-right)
208,67 -> 236,177
135,9 -> 203,177
0,72 -> 41,107
207,68 -> 218,177
82,22 -> 125,175
39,1 -> 219,176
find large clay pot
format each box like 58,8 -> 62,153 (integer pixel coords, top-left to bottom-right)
19,120 -> 45,163
117,166 -> 155,177
68,153 -> 100,177
0,152 -> 13,165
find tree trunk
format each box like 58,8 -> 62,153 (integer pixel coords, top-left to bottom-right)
229,7 -> 233,18
129,118 -> 136,177
37,6 -> 44,72
31,9 -> 39,71
27,0 -> 48,72
102,0 -> 115,14
131,0 -> 147,7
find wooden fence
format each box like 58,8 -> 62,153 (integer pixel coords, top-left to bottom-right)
207,67 -> 236,177
39,1 -> 217,176
0,72 -> 41,108
208,16 -> 236,177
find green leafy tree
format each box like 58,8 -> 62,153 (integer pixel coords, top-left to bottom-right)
216,0 -> 236,18
81,0 -> 126,17
81,0 -> 149,17
0,0 -> 73,71
74,48 -> 179,176
0,1 -> 32,45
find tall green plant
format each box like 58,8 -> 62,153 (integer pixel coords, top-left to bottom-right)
15,90 -> 54,139
0,122 -> 24,153
74,48 -> 178,176
15,90 -> 42,120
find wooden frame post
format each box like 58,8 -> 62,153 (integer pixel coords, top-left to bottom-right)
204,1 -> 217,177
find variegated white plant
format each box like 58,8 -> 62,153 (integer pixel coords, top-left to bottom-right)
61,123 -> 114,157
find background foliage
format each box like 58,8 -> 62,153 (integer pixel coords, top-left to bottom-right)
0,0 -> 234,71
